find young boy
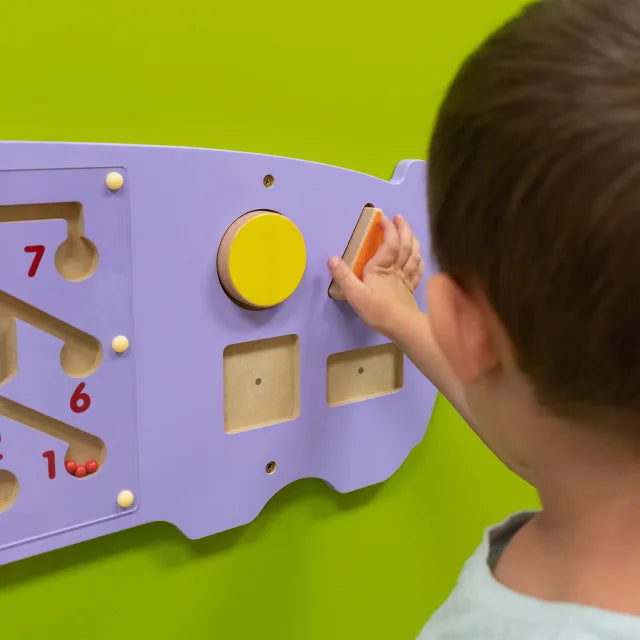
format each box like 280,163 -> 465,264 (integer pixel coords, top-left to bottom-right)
328,0 -> 640,637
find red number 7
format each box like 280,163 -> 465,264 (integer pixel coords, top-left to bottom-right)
24,245 -> 45,278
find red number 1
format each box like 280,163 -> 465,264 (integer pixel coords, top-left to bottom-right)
24,245 -> 45,277
42,450 -> 56,479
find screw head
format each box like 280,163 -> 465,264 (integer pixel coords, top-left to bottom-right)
117,490 -> 135,508
263,174 -> 275,188
105,171 -> 124,191
112,335 -> 130,354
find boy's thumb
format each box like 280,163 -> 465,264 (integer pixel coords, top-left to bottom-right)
328,256 -> 367,305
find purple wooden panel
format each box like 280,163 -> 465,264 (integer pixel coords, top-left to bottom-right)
0,142 -> 436,566
0,167 -> 138,552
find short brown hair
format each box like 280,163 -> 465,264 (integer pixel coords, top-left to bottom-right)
428,0 -> 640,416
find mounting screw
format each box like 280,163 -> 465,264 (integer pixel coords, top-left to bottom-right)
111,335 -> 130,354
265,461 -> 277,475
105,171 -> 124,191
117,489 -> 135,508
263,174 -> 275,188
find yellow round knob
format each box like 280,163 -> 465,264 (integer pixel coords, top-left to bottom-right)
218,211 -> 306,309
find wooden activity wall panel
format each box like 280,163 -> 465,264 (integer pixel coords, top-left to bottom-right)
0,142 -> 437,566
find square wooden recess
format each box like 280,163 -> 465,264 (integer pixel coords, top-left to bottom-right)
223,334 -> 300,433
326,343 -> 403,406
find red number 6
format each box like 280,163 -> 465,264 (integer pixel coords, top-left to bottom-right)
70,382 -> 91,413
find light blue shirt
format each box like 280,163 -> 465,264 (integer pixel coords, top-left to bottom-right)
418,512 -> 640,639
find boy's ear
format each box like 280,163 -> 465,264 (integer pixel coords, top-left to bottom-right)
427,273 -> 501,386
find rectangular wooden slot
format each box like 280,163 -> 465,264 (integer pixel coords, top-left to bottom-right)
223,334 -> 300,433
326,343 -> 403,406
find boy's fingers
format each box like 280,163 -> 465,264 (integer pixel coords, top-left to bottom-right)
328,256 -> 370,310
368,216 -> 400,268
411,234 -> 421,261
410,258 -> 425,291
403,234 -> 422,276
394,215 -> 413,268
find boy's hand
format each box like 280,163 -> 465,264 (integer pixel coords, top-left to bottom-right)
327,214 -> 424,339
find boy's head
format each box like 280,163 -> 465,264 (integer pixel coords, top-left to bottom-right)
427,0 -> 640,431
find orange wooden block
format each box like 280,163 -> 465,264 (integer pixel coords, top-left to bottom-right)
329,206 -> 385,300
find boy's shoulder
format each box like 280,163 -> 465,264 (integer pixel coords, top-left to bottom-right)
417,512 -> 640,640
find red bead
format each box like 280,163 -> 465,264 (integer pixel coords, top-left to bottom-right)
86,460 -> 98,474
65,459 -> 77,474
74,465 -> 87,478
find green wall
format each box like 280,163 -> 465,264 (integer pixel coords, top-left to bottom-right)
0,1 -> 536,637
